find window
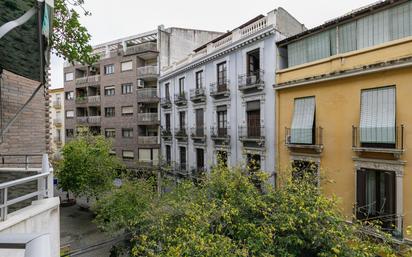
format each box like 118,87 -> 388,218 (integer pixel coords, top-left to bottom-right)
292,160 -> 318,182
66,129 -> 74,138
121,83 -> 133,94
196,148 -> 204,169
165,83 -> 170,99
247,49 -> 260,75
104,86 -> 115,96
139,149 -> 159,164
179,77 -> 185,96
121,106 -> 133,116
217,61 -> 227,88
246,101 -> 261,138
217,106 -> 227,136
179,147 -> 186,169
104,64 -> 115,75
356,169 -> 396,233
122,150 -> 134,160
65,110 -> 74,118
166,145 -> 171,164
105,107 -> 115,117
122,128 -> 133,138
109,150 -> 116,156
121,61 -> 133,71
65,91 -> 74,100
165,113 -> 171,131
105,128 -> 116,138
179,111 -> 185,130
195,70 -> 203,89
290,97 -> 315,144
360,86 -> 396,148
64,72 -> 73,82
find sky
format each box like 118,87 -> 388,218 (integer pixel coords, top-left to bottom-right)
50,0 -> 375,88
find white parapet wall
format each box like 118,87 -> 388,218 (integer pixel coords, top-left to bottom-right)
0,197 -> 60,257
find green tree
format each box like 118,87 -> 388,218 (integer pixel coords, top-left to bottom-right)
94,164 -> 402,257
53,0 -> 97,64
56,132 -> 122,199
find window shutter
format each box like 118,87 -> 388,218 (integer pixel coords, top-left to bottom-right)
356,169 -> 367,219
360,86 -> 396,144
384,171 -> 396,216
246,101 -> 260,111
291,97 -> 315,144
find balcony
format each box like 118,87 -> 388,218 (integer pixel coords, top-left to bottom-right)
190,87 -> 206,103
210,126 -> 230,145
52,100 -> 62,109
137,88 -> 159,103
137,113 -> 159,125
75,75 -> 100,87
137,136 -> 159,145
124,42 -> 158,58
238,70 -> 264,93
76,116 -> 88,124
160,97 -> 172,109
53,118 -> 62,127
87,95 -> 101,106
76,116 -> 101,125
190,127 -> 206,142
75,96 -> 87,104
161,128 -> 172,141
174,93 -> 187,107
174,162 -> 189,177
238,125 -> 265,146
175,128 -> 188,141
285,127 -> 323,153
210,81 -> 230,99
137,66 -> 158,81
352,125 -> 405,158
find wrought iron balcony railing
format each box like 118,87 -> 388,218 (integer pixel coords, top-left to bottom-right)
161,128 -> 172,140
210,126 -> 230,145
209,80 -> 230,98
238,125 -> 265,143
285,127 -> 323,153
174,92 -> 187,106
190,127 -> 206,139
175,128 -> 188,140
238,70 -> 264,92
160,97 -> 172,108
190,87 -> 206,102
52,100 -> 62,109
352,125 -> 405,158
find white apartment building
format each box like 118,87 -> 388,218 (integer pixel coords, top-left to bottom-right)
159,8 -> 305,183
49,88 -> 65,158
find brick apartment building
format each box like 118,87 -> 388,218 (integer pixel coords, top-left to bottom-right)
63,26 -> 222,169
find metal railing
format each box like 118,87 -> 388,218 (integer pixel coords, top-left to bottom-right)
238,70 -> 264,90
88,116 -> 101,124
210,127 -> 229,139
210,80 -> 230,96
137,66 -> 158,78
285,127 -> 323,146
0,154 -> 53,221
190,127 -> 205,138
352,125 -> 404,150
52,100 -> 62,109
124,42 -> 158,56
190,87 -> 206,100
160,97 -> 172,108
161,128 -> 172,138
88,95 -> 101,105
174,93 -> 187,105
75,75 -> 100,86
137,136 -> 158,145
238,125 -> 265,140
137,113 -> 159,123
53,118 -> 62,126
174,162 -> 189,176
137,88 -> 158,99
175,128 -> 188,138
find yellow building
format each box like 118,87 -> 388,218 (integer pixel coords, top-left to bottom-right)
275,0 -> 412,241
49,87 -> 65,158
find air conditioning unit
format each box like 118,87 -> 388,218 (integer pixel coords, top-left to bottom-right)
137,79 -> 145,88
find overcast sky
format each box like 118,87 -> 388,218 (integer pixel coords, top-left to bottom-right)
50,0 -> 374,88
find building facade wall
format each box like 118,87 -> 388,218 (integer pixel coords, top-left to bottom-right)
276,37 -> 412,239
49,88 -> 64,158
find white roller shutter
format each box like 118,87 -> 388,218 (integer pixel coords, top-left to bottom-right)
360,86 -> 396,144
291,97 -> 315,144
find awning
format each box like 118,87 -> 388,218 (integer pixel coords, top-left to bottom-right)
291,96 -> 315,144
360,86 -> 396,144
0,0 -> 54,82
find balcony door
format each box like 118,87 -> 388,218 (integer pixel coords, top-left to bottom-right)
247,101 -> 260,138
247,49 -> 260,79
179,112 -> 185,131
217,106 -> 227,137
165,113 -> 171,131
179,78 -> 185,96
196,148 -> 204,170
165,83 -> 170,99
217,61 -> 227,91
180,147 -> 186,169
166,145 -> 171,164
196,109 -> 204,136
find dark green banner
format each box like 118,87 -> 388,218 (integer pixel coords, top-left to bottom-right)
0,0 -> 42,82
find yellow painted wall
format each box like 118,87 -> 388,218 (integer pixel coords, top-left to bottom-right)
276,62 -> 412,239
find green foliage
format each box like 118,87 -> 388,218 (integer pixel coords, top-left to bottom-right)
56,132 -> 122,199
52,0 -> 98,64
94,164 -> 401,257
